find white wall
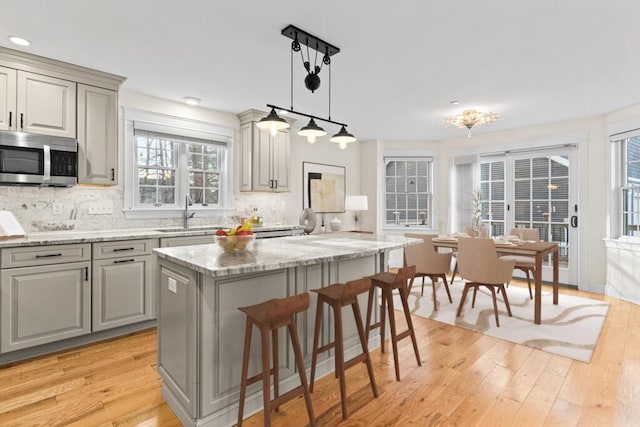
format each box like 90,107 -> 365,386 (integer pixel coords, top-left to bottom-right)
289,129 -> 362,233
437,116 -> 606,292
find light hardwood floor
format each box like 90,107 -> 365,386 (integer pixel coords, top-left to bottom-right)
0,281 -> 638,426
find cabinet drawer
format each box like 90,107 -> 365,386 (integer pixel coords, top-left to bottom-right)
1,244 -> 91,268
160,236 -> 213,248
93,239 -> 157,259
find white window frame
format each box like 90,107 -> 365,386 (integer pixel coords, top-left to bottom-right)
123,108 -> 234,219
609,127 -> 640,239
383,156 -> 434,228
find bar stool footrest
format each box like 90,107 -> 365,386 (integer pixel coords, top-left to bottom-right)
272,385 -> 306,408
344,354 -> 368,370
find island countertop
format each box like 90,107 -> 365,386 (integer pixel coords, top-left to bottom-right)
153,232 -> 418,277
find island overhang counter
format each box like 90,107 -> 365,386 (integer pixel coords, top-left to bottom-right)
153,233 -> 418,427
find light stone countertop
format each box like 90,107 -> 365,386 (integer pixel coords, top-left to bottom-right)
0,224 -> 303,248
153,233 -> 421,277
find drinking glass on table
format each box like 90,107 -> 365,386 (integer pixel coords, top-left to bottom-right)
517,224 -> 525,240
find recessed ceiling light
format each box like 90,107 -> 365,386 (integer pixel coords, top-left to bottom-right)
450,100 -> 460,105
8,36 -> 30,46
183,97 -> 200,106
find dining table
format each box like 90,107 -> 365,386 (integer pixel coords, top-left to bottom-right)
432,237 -> 559,325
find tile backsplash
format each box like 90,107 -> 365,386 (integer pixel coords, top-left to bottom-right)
0,186 -> 297,232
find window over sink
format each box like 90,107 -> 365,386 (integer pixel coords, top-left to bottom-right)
123,108 -> 233,219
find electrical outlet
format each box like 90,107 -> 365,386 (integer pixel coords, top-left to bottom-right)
88,202 -> 114,215
52,203 -> 63,215
168,278 -> 177,294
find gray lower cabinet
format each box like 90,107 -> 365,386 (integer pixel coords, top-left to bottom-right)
92,239 -> 157,332
0,261 -> 91,353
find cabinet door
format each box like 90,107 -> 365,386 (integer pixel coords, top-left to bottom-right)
92,255 -> 152,332
252,125 -> 274,191
272,130 -> 291,192
77,84 -> 117,185
0,66 -> 17,131
1,261 -> 91,353
16,71 -> 76,138
238,122 -> 253,191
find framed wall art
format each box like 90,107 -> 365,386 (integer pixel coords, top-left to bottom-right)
302,162 -> 345,213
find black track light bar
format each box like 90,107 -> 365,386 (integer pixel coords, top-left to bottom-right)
267,104 -> 347,128
281,25 -> 340,57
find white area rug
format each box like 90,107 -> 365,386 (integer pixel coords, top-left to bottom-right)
395,280 -> 609,362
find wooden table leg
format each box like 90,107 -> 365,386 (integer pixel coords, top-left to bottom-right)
553,246 -> 559,304
534,253 -> 543,325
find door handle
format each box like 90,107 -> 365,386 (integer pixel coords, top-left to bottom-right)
570,216 -> 578,228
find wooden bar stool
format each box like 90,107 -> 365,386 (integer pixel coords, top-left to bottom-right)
237,293 -> 315,427
309,278 -> 378,419
365,265 -> 421,381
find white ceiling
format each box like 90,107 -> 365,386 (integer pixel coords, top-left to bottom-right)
1,0 -> 639,141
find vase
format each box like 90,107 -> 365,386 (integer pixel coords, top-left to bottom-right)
329,217 -> 342,232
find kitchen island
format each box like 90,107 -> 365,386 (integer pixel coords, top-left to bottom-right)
153,233 -> 417,427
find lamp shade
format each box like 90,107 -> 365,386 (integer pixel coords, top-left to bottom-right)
298,118 -> 326,143
345,195 -> 368,211
256,108 -> 290,136
330,125 -> 357,147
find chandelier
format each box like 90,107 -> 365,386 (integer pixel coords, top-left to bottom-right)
443,109 -> 501,137
256,25 -> 356,150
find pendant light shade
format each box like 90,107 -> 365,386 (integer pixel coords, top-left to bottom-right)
256,108 -> 290,136
297,118 -> 327,144
330,125 -> 356,150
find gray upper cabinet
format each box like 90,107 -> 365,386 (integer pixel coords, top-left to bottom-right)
238,110 -> 293,193
0,46 -> 125,186
0,66 -> 16,131
77,84 -> 118,185
0,67 -> 76,137
17,71 -> 76,138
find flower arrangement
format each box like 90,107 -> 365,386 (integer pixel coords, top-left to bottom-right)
471,187 -> 483,234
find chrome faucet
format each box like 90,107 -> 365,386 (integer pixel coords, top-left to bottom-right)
184,195 -> 195,228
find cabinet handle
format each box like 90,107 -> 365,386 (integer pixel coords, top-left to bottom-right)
114,259 -> 135,264
111,168 -> 115,181
113,247 -> 135,252
274,179 -> 278,189
269,179 -> 273,189
8,112 -> 11,128
35,253 -> 63,258
20,113 -> 23,131
84,266 -> 89,281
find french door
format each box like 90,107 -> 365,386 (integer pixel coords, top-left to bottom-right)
480,146 -> 579,285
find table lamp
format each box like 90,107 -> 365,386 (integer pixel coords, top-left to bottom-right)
345,195 -> 368,231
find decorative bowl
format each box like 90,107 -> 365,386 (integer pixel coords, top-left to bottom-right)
215,234 -> 255,253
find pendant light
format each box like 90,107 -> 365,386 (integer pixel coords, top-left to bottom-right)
259,25 -> 357,149
330,125 -> 356,149
297,118 -> 326,143
256,107 -> 290,136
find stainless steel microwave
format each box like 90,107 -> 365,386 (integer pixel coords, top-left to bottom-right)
0,130 -> 77,187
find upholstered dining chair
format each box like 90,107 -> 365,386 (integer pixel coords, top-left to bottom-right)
404,233 -> 453,311
456,237 -> 515,327
450,225 -> 490,283
500,228 -> 539,299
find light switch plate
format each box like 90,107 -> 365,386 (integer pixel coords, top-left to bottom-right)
168,277 -> 177,294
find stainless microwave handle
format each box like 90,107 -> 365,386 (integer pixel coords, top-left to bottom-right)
42,144 -> 51,184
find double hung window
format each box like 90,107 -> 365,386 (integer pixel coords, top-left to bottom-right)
384,157 -> 433,226
124,109 -> 232,218
612,134 -> 640,237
